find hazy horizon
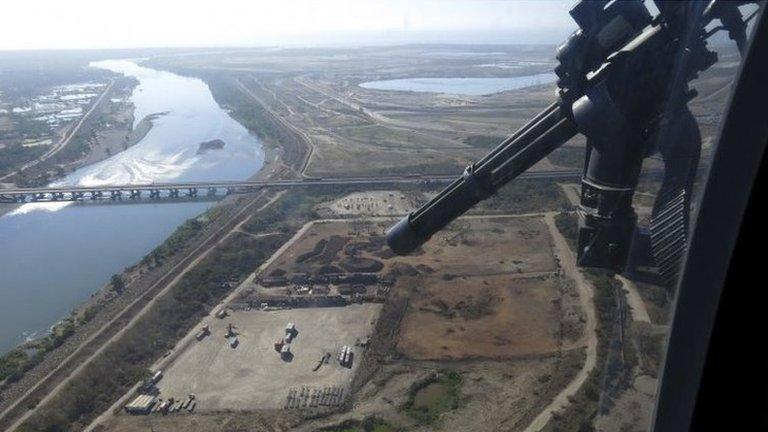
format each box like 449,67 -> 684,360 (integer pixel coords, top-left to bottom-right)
2,0 -> 576,51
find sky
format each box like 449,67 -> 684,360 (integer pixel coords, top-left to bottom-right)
1,0 -> 576,50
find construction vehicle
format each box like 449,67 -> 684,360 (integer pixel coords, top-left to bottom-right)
224,323 -> 236,338
196,324 -> 210,341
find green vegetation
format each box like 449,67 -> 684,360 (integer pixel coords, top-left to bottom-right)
140,209 -> 217,268
635,281 -> 671,324
480,178 -> 571,214
0,315 -> 86,386
463,135 -> 504,149
204,76 -> 303,151
555,212 -> 579,250
544,269 -> 634,432
635,326 -> 666,377
319,417 -> 400,432
0,145 -> 46,177
0,350 -> 32,383
405,371 -> 462,425
242,186 -> 338,234
51,131 -> 92,164
110,274 -> 125,294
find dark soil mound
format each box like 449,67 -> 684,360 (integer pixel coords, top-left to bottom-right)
339,257 -> 384,273
344,237 -> 386,255
297,239 -> 327,263
387,262 -> 419,277
316,265 -> 343,275
416,264 -> 435,274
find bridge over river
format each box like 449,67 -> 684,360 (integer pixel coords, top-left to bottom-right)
0,170 -> 592,204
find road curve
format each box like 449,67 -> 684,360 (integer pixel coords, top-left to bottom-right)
524,213 -> 599,432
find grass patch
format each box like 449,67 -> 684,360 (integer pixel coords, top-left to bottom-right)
405,370 -> 462,425
0,350 -> 31,383
477,178 -> 571,214
0,144 -> 46,177
319,417 -> 400,432
555,212 -> 579,251
140,205 -> 225,268
463,135 -> 504,149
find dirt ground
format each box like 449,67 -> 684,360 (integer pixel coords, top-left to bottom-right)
594,374 -> 658,432
155,305 -> 381,411
262,220 -> 391,277
258,216 -> 564,362
298,352 -> 585,432
316,190 -> 424,217
103,214 -> 583,432
103,411 -> 296,432
263,216 -> 556,280
397,274 -> 562,360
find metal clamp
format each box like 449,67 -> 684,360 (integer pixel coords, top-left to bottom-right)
462,165 -> 494,200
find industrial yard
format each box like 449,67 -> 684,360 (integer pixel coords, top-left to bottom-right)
155,305 -> 381,411
104,211 -> 580,431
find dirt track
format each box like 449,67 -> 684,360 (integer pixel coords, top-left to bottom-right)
523,213 -> 598,432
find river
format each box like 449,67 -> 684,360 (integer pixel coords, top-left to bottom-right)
0,60 -> 264,353
359,73 -> 557,96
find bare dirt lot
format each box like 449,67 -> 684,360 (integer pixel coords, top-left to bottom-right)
258,216 -> 565,362
316,190 -> 424,217
156,305 -> 381,411
106,214 -> 583,432
263,216 -> 556,280
397,274 -> 561,360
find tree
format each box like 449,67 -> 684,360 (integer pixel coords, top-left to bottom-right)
110,274 -> 125,294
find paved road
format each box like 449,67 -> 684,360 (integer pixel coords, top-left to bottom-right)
0,170 -> 591,197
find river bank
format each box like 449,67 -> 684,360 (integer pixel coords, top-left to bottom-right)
0,125 -> 280,432
0,59 -> 266,355
0,78 -> 147,218
0,135 -> 279,387
79,110 -> 160,167
0,62 -> 276,429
